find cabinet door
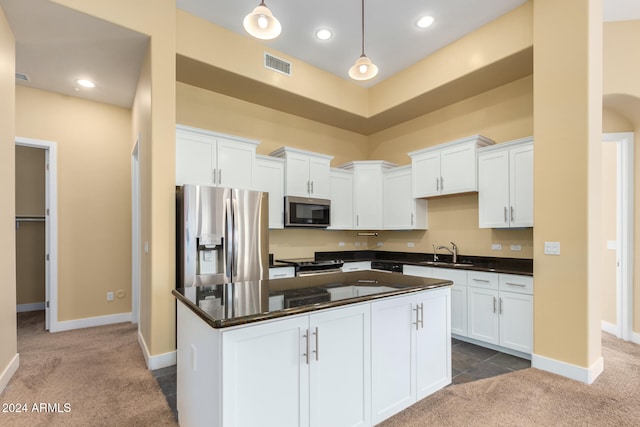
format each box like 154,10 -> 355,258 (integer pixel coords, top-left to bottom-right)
222,316 -> 310,427
509,144 -> 534,228
440,143 -> 477,195
309,304 -> 371,427
216,138 -> 255,189
254,158 -> 284,229
499,291 -> 533,353
176,130 -> 215,186
329,169 -> 353,229
371,294 -> 416,424
412,152 -> 440,198
286,153 -> 312,197
416,288 -> 451,399
354,164 -> 383,229
308,157 -> 331,199
478,150 -> 510,228
467,287 -> 500,345
384,168 -> 426,230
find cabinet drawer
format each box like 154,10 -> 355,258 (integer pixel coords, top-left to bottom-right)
499,274 -> 533,295
269,267 -> 296,279
430,267 -> 467,286
342,261 -> 372,272
467,271 -> 499,290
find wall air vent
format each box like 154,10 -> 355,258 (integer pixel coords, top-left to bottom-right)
15,72 -> 31,82
264,53 -> 292,76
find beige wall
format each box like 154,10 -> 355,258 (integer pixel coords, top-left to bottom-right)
15,146 -> 46,306
15,86 -> 132,320
52,0 -> 177,357
0,4 -> 18,387
599,142 -> 618,325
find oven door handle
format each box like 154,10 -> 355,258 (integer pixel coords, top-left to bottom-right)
297,268 -> 343,277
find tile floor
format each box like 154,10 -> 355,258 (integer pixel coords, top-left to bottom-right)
153,338 -> 531,421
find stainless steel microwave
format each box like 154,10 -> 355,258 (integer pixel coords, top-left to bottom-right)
284,196 -> 331,228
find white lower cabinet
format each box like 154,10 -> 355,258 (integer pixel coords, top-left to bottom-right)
467,271 -> 533,354
371,288 -> 451,424
178,302 -> 371,427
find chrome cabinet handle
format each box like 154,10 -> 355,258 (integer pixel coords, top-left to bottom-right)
311,181 -> 314,194
436,177 -> 439,191
273,273 -> 287,278
219,169 -> 222,185
356,215 -> 359,227
493,297 -> 497,314
510,206 -> 514,222
499,298 -> 503,314
440,177 -> 444,191
505,282 -> 527,287
473,278 -> 490,283
303,330 -> 310,364
504,207 -> 508,222
413,306 -> 419,330
313,327 -> 319,361
419,303 -> 424,329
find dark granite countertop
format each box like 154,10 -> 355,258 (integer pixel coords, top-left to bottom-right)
315,250 -> 533,276
173,271 -> 452,329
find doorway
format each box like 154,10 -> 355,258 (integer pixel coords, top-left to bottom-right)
601,132 -> 634,341
15,137 -> 58,332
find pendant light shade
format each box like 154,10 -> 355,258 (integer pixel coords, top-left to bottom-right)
243,2 -> 281,40
349,0 -> 378,81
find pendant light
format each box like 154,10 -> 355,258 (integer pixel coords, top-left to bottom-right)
349,0 -> 378,81
243,1 -> 282,40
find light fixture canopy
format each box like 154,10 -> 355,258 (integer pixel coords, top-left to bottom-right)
349,0 -> 378,81
76,79 -> 95,88
243,1 -> 281,40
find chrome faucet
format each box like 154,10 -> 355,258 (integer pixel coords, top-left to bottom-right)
435,242 -> 458,263
432,245 -> 439,261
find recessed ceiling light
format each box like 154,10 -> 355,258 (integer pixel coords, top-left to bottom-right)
416,16 -> 435,29
76,79 -> 95,88
316,29 -> 332,40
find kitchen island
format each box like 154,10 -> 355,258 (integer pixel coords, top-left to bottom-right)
173,271 -> 452,427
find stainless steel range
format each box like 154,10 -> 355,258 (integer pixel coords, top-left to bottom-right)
275,258 -> 344,277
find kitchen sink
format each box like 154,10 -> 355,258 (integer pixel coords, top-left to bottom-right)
420,261 -> 474,268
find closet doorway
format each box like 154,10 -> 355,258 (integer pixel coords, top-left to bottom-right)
15,137 -> 58,332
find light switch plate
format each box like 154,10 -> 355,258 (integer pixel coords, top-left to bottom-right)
491,244 -> 502,250
544,241 -> 561,255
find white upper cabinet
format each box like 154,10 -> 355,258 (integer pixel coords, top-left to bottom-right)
409,135 -> 494,198
328,168 -> 353,230
253,155 -> 285,229
176,125 -> 258,189
270,147 -> 333,199
383,165 -> 427,230
478,137 -> 533,228
340,161 -> 396,230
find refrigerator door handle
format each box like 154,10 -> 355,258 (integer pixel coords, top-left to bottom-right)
225,196 -> 234,282
232,196 -> 240,280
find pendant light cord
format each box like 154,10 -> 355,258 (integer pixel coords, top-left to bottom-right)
360,0 -> 365,56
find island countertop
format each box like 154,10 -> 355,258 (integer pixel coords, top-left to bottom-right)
173,271 -> 452,329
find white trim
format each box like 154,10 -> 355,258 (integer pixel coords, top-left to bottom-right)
131,137 -> 140,325
531,353 -> 604,384
137,330 -> 177,370
0,353 -> 19,394
51,312 -> 132,333
452,333 -> 531,360
632,331 -> 640,345
17,302 -> 45,313
15,137 -> 57,333
602,132 -> 634,342
601,320 -> 618,336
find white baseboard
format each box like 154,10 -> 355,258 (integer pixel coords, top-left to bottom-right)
17,302 -> 46,313
138,329 -> 176,370
0,353 -> 19,394
601,320 -> 619,337
50,312 -> 132,333
633,331 -> 640,345
532,352 -> 604,384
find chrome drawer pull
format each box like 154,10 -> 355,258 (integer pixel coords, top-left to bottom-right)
505,282 -> 527,287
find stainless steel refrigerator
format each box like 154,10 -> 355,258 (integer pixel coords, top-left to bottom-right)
176,185 -> 269,287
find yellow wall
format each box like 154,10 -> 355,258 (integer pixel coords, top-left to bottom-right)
598,141 -> 618,325
15,146 -> 46,306
52,0 -> 177,358
533,0 -> 602,369
15,86 -> 132,320
0,4 -> 18,385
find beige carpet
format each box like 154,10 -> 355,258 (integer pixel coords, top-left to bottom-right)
1,311 -> 177,427
380,332 -> 640,426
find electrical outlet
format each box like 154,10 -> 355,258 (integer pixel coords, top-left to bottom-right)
544,241 -> 561,255
338,241 -> 345,247
106,292 -> 114,302
491,244 -> 502,250
377,242 -> 384,247
407,242 -> 415,248
511,244 -> 522,251
355,242 -> 361,247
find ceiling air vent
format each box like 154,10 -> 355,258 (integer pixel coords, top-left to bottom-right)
264,53 -> 292,76
15,72 -> 31,82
